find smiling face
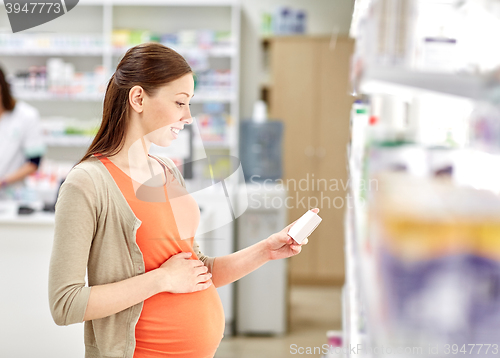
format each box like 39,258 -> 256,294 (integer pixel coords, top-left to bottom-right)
138,73 -> 195,147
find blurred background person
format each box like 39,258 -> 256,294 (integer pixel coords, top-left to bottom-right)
0,65 -> 45,200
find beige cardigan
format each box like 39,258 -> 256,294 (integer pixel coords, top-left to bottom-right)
48,154 -> 215,358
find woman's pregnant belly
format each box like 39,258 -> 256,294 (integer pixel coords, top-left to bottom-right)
134,283 -> 225,358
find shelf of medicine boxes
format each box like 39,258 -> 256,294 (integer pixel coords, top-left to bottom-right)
43,0 -> 240,7
2,0 -> 241,164
90,0 -> 239,6
44,140 -> 235,153
15,91 -> 236,103
15,92 -> 105,101
0,48 -> 104,56
43,135 -> 235,150
0,45 -> 236,58
44,133 -> 235,149
0,33 -> 104,56
360,65 -> 500,103
44,135 -> 95,147
0,42 -> 237,58
112,45 -> 237,58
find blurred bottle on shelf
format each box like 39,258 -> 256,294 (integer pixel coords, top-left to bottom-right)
294,10 -> 307,34
369,173 -> 500,348
0,32 -> 103,54
112,29 -> 234,52
260,11 -> 273,37
351,0 -> 418,69
260,6 -> 307,36
351,0 -> 500,74
469,102 -> 500,154
10,58 -> 105,98
323,331 -> 343,358
195,102 -> 228,145
273,7 -> 292,35
194,69 -> 233,95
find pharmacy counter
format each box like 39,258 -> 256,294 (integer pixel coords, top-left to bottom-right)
0,210 -> 84,357
0,186 -> 236,356
0,211 -> 55,225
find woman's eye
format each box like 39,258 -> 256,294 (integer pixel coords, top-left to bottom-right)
176,102 -> 185,107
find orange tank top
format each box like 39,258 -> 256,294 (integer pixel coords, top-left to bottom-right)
97,154 -> 225,358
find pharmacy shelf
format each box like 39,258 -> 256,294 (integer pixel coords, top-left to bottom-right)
0,46 -> 235,57
343,158 -> 375,358
45,136 -> 233,149
344,209 -> 362,357
16,91 -> 235,103
98,0 -> 238,6
44,135 -> 95,147
196,141 -> 230,149
113,45 -> 236,58
1,0 -> 241,160
361,66 -> 500,102
190,91 -> 237,103
1,1 -> 242,249
16,92 -> 105,101
349,1 -> 500,354
0,49 -> 103,56
0,33 -> 104,56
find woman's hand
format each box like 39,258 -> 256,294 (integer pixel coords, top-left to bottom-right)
264,208 -> 319,260
157,252 -> 212,293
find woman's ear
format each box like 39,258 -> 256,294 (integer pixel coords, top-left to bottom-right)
129,85 -> 145,113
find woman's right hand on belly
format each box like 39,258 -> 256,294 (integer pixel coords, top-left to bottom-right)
157,252 -> 212,293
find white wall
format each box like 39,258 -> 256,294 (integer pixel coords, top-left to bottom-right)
239,0 -> 355,119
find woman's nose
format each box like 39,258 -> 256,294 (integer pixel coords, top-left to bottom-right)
182,107 -> 193,124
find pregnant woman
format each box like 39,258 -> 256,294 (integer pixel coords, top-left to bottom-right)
48,43 -> 318,358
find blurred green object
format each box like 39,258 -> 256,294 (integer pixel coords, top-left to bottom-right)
215,30 -> 231,44
193,73 -> 198,90
64,125 -> 99,136
64,127 -> 82,135
84,126 -> 99,136
149,33 -> 161,43
261,12 -> 272,36
129,30 -> 150,45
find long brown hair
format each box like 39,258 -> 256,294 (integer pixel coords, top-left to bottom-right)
0,65 -> 16,111
77,43 -> 192,165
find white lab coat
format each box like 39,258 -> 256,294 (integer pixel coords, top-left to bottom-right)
0,101 -> 45,200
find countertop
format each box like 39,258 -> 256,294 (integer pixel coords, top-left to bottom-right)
0,210 -> 55,225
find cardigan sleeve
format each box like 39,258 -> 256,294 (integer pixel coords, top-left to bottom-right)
192,239 -> 215,274
155,155 -> 216,273
48,168 -> 96,326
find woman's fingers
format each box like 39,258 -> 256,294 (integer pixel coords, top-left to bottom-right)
191,259 -> 205,268
195,265 -> 209,275
197,273 -> 212,283
287,236 -> 308,246
195,281 -> 212,291
290,244 -> 302,254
